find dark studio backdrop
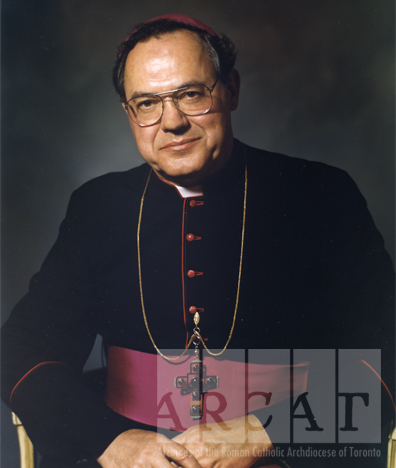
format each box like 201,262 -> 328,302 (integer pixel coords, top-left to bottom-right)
1,0 -> 395,466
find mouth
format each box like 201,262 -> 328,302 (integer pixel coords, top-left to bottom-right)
160,138 -> 200,152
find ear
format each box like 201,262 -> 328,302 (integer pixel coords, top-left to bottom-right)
226,68 -> 240,111
121,101 -> 128,115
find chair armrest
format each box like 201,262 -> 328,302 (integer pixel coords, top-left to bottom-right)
387,420 -> 396,468
12,412 -> 35,468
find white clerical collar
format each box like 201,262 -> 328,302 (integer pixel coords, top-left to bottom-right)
174,184 -> 204,198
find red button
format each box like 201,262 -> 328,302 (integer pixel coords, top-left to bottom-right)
189,306 -> 197,314
190,200 -> 197,207
186,233 -> 194,241
187,270 -> 196,278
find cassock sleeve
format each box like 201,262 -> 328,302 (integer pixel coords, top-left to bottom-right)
1,189 -> 138,465
318,170 -> 394,396
319,169 -> 395,457
250,167 -> 395,466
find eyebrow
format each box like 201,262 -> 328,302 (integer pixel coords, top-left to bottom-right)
129,80 -> 205,100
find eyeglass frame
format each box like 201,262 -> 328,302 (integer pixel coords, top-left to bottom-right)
124,76 -> 220,127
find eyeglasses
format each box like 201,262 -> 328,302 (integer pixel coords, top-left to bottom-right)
125,76 -> 219,127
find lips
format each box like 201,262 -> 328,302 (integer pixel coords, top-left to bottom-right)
160,137 -> 200,151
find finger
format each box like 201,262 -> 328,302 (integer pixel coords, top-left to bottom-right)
161,441 -> 202,468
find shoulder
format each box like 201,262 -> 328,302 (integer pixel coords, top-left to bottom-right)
73,162 -> 151,198
63,162 -> 151,221
236,140 -> 370,226
243,141 -> 349,180
241,141 -> 360,199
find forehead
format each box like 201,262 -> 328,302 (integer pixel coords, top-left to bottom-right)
124,30 -> 215,93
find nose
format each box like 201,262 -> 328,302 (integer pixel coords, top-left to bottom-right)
160,97 -> 189,133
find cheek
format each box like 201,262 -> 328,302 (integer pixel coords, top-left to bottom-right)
131,125 -> 157,156
194,111 -> 225,134
202,114 -> 229,143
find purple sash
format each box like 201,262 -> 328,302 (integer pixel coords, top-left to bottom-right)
105,346 -> 309,431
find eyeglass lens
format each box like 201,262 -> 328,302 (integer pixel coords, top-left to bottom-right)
128,85 -> 212,126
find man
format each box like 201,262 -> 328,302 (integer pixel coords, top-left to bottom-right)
2,14 -> 394,468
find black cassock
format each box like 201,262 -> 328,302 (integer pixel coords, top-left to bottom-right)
2,139 -> 394,467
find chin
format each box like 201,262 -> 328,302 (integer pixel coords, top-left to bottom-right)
158,167 -> 204,187
161,162 -> 208,184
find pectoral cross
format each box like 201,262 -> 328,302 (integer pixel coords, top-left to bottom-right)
174,359 -> 219,419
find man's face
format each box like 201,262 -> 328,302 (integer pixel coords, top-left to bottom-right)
123,30 -> 239,187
